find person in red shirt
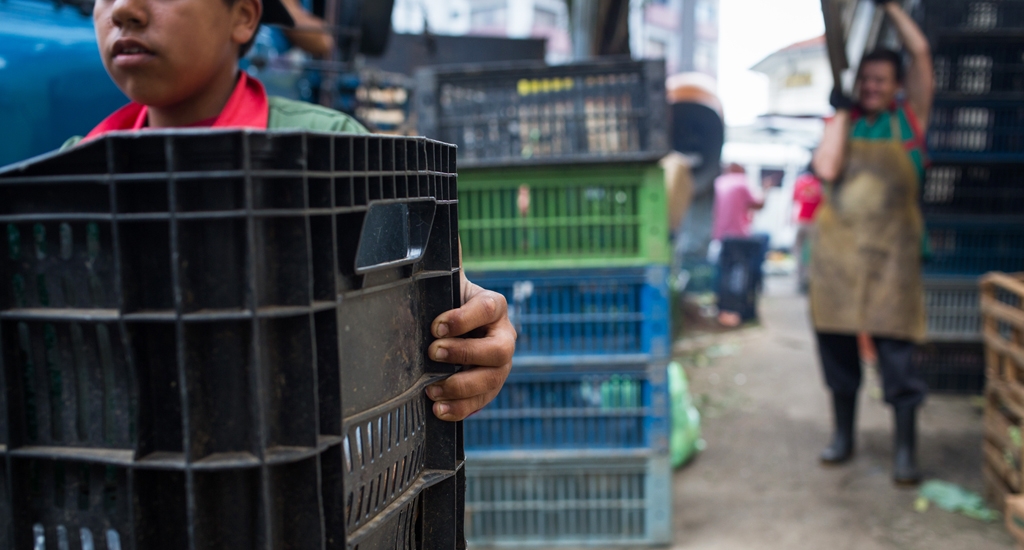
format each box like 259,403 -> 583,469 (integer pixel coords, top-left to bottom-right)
792,169 -> 822,292
69,0 -> 516,422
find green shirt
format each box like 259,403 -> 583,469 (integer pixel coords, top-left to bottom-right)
62,95 -> 368,149
265,95 -> 368,133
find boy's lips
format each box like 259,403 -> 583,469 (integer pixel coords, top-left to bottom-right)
111,38 -> 156,68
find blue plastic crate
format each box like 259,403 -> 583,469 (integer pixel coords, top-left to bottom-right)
926,220 -> 1024,276
467,266 -> 670,366
465,363 -> 669,454
465,453 -> 673,547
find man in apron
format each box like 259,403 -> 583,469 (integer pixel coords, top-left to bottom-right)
810,0 -> 934,486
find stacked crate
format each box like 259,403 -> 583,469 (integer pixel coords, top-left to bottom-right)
979,273 -> 1024,510
0,131 -> 466,549
915,0 -> 1024,393
417,59 -> 674,546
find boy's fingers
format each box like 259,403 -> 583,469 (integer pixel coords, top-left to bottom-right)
427,367 -> 509,420
429,331 -> 515,368
432,392 -> 500,422
432,290 -> 507,339
426,365 -> 511,403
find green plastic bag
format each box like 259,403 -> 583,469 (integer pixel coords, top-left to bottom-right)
669,362 -> 704,468
917,480 -> 999,522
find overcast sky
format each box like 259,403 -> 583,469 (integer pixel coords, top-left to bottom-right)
717,0 -> 826,126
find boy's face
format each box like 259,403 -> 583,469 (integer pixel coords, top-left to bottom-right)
93,0 -> 260,108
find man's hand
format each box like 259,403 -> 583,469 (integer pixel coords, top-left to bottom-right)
830,87 -> 855,112
426,278 -> 516,421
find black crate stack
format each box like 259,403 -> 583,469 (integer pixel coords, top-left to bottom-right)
0,130 -> 465,550
915,0 -> 1024,393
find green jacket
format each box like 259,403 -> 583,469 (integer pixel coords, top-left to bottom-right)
62,96 -> 368,149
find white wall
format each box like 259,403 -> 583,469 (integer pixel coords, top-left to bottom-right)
765,53 -> 831,117
752,44 -> 831,117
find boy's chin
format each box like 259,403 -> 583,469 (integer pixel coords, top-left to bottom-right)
113,81 -> 179,109
122,91 -> 179,110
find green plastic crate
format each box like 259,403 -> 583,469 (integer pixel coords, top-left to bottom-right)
459,163 -> 669,271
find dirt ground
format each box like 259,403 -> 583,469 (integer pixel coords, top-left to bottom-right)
671,274 -> 1013,550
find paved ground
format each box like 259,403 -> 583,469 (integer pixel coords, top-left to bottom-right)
670,275 -> 1013,550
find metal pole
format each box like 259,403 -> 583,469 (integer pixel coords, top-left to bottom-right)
572,0 -> 598,60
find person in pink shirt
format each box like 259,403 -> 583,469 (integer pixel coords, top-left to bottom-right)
710,163 -> 764,326
712,163 -> 764,241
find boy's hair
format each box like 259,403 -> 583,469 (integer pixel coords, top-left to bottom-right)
859,49 -> 905,83
225,0 -> 259,58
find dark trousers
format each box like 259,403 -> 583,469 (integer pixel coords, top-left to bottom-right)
816,332 -> 927,409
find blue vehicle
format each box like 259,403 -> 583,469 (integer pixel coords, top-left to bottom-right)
0,0 -> 127,166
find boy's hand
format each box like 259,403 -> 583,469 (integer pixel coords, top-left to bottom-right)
426,279 -> 516,421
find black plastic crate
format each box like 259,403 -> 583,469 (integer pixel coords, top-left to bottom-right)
923,164 -> 1024,217
415,58 -> 669,168
925,277 -> 982,342
928,100 -> 1024,162
934,41 -> 1024,98
924,0 -> 1024,34
913,342 -> 986,394
0,129 -> 466,550
925,219 -> 1024,276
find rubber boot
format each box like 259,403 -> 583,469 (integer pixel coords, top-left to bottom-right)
820,393 -> 856,464
893,406 -> 922,486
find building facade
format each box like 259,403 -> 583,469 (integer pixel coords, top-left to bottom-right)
393,0 -> 718,73
631,0 -> 718,77
724,35 -> 830,250
392,0 -> 571,62
749,35 -> 831,118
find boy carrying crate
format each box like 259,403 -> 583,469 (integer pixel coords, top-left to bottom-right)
65,0 -> 514,421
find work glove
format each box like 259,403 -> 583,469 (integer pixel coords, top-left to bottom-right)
830,87 -> 855,112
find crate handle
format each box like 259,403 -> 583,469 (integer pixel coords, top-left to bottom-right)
355,200 -> 436,274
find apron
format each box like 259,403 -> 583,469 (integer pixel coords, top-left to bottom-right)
809,112 -> 927,342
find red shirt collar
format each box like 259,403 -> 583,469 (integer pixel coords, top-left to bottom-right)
82,72 -> 269,143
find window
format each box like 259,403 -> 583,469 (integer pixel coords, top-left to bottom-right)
471,7 -> 507,28
784,72 -> 813,88
695,0 -> 718,26
646,39 -> 667,58
534,7 -> 559,29
761,168 -> 785,189
694,42 -> 718,75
